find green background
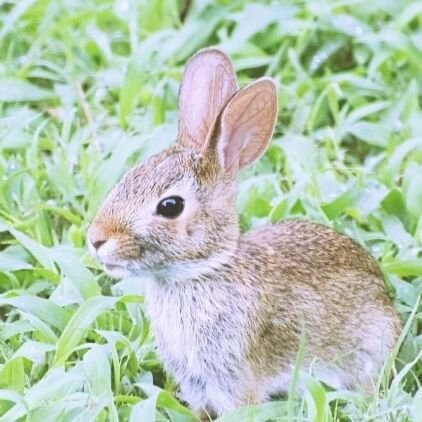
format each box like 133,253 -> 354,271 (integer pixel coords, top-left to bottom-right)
0,0 -> 421,420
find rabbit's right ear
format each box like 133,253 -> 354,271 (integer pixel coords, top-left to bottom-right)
214,78 -> 278,175
178,48 -> 238,152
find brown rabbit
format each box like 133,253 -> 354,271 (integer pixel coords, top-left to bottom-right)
88,48 -> 401,418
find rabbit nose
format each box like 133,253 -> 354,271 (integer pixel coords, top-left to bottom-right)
92,239 -> 107,250
88,224 -> 109,251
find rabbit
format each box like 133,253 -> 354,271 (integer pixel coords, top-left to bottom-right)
88,48 -> 401,418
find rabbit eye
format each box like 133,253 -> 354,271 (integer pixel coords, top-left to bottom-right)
156,196 -> 185,218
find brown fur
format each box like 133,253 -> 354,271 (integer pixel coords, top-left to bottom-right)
88,48 -> 401,417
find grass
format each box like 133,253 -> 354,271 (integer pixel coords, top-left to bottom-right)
0,0 -> 421,420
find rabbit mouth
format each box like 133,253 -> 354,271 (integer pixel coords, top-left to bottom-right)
102,261 -> 131,278
104,263 -> 123,271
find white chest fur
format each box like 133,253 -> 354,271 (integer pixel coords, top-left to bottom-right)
145,280 -> 245,374
144,278 -> 262,414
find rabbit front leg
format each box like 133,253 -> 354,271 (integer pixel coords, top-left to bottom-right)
177,375 -> 209,417
179,369 -> 263,419
205,382 -> 262,417
177,381 -> 216,421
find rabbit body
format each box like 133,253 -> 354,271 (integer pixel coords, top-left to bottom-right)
145,220 -> 400,416
88,49 -> 400,418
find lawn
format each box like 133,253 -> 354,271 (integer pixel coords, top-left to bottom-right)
0,0 -> 421,420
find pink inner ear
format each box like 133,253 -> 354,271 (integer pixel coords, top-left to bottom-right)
218,80 -> 277,173
182,64 -> 215,145
178,50 -> 238,152
222,125 -> 249,172
184,64 -> 235,146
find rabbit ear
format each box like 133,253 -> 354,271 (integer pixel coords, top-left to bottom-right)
215,78 -> 277,174
178,48 -> 238,152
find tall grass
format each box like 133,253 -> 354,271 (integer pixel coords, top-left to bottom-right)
0,0 -> 421,420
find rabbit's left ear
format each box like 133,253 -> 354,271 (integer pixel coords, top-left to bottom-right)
178,48 -> 238,152
214,78 -> 278,174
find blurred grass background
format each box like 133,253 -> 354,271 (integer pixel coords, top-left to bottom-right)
0,0 -> 421,420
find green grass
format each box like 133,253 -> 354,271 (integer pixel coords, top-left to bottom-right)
0,0 -> 421,420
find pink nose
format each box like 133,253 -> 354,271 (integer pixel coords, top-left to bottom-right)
88,222 -> 110,251
92,239 -> 107,250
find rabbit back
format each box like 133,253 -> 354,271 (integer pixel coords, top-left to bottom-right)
243,220 -> 400,391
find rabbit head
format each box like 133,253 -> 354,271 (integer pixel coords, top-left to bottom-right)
88,48 -> 278,280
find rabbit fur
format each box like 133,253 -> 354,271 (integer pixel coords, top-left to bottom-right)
88,48 -> 401,418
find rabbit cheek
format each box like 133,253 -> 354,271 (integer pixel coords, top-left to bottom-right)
158,211 -> 201,249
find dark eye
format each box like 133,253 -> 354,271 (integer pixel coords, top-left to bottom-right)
156,196 -> 185,218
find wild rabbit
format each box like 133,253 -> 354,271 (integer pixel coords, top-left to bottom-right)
88,48 -> 400,418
